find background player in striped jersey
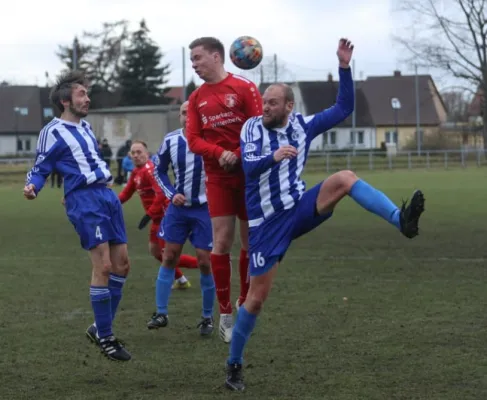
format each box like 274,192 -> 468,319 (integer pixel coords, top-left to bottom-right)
118,141 -> 198,289
150,101 -> 216,335
225,39 -> 426,390
23,71 -> 131,361
186,37 -> 263,342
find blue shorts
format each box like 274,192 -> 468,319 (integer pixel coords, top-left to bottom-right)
248,181 -> 332,276
158,203 -> 213,251
64,184 -> 127,250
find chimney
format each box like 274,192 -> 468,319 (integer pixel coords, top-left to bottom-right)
327,73 -> 333,82
393,70 -> 401,77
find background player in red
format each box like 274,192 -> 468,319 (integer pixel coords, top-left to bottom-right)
186,36 -> 263,343
118,141 -> 198,289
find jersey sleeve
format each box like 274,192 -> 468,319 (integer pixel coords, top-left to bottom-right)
240,118 -> 275,179
118,171 -> 136,203
25,129 -> 60,195
147,166 -> 169,219
302,67 -> 354,141
186,91 -> 225,161
234,80 -> 263,159
153,139 -> 176,200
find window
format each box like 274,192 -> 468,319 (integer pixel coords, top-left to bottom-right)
17,138 -> 33,152
350,130 -> 365,145
357,131 -> 364,144
385,131 -> 398,144
14,107 -> 28,116
323,131 -> 336,146
43,107 -> 54,119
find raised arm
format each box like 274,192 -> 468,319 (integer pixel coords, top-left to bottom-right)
186,92 -> 225,160
304,39 -> 355,140
240,118 -> 275,179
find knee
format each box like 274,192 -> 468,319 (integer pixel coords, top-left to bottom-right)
162,249 -> 179,268
213,236 -> 232,253
95,262 -> 112,278
197,257 -> 211,275
244,287 -> 269,314
115,255 -> 130,276
337,170 -> 359,192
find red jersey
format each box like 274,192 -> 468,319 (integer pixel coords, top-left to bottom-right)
118,160 -> 169,221
186,73 -> 262,179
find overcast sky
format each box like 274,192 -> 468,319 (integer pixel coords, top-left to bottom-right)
0,0 -> 455,89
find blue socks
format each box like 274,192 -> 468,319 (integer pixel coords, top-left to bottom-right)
200,272 -> 215,318
228,306 -> 258,365
156,266 -> 174,315
349,179 -> 401,229
90,286 -> 112,338
108,273 -> 126,321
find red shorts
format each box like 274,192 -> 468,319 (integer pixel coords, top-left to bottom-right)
149,220 -> 162,244
205,177 -> 247,220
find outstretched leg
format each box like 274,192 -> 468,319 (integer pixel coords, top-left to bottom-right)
315,170 -> 425,238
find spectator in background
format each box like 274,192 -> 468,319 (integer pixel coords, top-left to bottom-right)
122,152 -> 134,186
100,139 -> 113,169
116,140 -> 132,184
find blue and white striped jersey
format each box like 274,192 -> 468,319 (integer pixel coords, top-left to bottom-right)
154,128 -> 207,207
26,118 -> 112,197
241,67 -> 354,227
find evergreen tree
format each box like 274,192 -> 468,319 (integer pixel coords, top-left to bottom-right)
118,20 -> 171,106
56,36 -> 92,72
185,79 -> 197,100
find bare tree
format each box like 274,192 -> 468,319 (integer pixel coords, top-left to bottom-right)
442,89 -> 472,122
393,0 -> 487,146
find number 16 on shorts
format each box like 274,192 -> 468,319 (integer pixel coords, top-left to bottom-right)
252,252 -> 265,268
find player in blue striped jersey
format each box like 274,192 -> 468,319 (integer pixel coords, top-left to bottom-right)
23,71 -> 131,362
149,101 -> 215,335
225,39 -> 425,391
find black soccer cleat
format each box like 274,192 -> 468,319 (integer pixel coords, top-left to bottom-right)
197,316 -> 214,336
99,336 -> 131,361
147,312 -> 168,330
85,324 -> 99,345
399,189 -> 425,239
225,363 -> 245,391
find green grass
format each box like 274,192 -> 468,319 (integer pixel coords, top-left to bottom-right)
1,169 -> 487,399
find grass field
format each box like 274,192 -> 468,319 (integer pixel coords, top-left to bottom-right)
1,169 -> 487,400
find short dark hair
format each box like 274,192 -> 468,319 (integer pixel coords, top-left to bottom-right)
189,37 -> 225,62
50,70 -> 89,113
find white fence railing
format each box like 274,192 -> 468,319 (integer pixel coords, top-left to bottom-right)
305,149 -> 487,172
1,150 -> 487,173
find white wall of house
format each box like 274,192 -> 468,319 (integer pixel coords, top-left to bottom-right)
309,127 -> 376,151
0,134 -> 38,156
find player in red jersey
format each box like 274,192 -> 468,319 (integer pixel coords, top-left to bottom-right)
118,141 -> 198,289
186,36 -> 263,343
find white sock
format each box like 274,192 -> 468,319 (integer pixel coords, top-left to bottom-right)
178,276 -> 188,284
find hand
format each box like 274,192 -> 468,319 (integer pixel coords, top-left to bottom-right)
23,184 -> 37,200
336,38 -> 354,68
273,145 -> 298,163
138,214 -> 152,230
172,194 -> 186,206
61,197 -> 65,206
219,150 -> 239,168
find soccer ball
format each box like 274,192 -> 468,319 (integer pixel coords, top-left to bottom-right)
229,36 -> 263,70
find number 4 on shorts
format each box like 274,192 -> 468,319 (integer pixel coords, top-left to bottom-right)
95,226 -> 103,240
252,252 -> 265,268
